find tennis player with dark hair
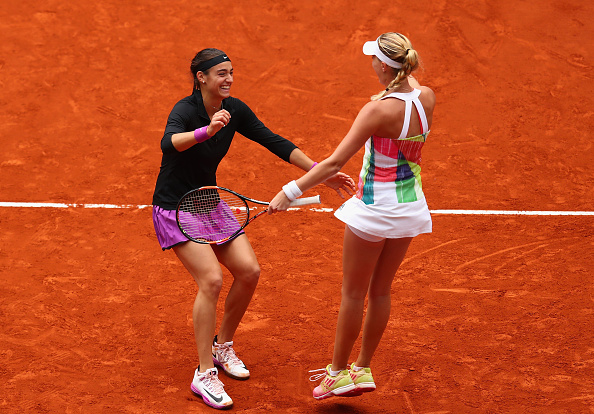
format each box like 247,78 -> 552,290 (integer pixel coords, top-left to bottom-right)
151,48 -> 355,410
269,32 -> 435,399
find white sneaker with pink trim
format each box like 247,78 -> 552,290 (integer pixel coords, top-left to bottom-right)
212,337 -> 250,380
190,367 -> 233,410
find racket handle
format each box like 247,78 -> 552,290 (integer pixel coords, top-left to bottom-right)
288,195 -> 321,207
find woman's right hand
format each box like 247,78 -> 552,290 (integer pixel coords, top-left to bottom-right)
206,109 -> 231,136
268,190 -> 292,215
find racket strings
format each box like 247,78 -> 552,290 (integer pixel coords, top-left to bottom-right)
178,189 -> 248,243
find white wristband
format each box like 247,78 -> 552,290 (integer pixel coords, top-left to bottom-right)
282,180 -> 303,202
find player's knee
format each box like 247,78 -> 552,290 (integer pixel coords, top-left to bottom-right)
239,265 -> 260,288
341,282 -> 368,300
200,272 -> 224,297
367,291 -> 391,304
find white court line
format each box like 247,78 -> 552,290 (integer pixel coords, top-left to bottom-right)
430,209 -> 594,216
0,202 -> 152,209
0,202 -> 592,215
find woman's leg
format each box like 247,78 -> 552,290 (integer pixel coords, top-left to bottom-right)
173,241 -> 223,372
355,237 -> 412,367
331,226 -> 386,372
212,234 -> 260,343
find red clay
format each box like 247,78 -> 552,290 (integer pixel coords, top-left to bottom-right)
1,0 -> 593,413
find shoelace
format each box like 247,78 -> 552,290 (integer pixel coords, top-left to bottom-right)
204,371 -> 225,395
217,344 -> 243,368
308,367 -> 328,382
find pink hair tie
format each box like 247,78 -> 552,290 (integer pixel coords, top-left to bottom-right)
194,126 -> 211,143
310,162 -> 318,170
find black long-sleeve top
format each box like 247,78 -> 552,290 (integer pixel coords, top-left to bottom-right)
152,91 -> 298,209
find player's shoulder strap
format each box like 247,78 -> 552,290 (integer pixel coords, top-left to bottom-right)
382,89 -> 428,139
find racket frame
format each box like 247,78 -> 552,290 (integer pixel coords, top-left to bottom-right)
176,186 -> 320,245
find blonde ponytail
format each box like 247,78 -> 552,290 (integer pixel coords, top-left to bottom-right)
371,33 -> 420,100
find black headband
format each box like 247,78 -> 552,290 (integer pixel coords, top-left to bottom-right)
196,54 -> 231,73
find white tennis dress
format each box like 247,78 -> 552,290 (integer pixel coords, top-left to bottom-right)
334,89 -> 432,239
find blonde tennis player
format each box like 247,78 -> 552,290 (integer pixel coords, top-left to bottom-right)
269,32 -> 436,400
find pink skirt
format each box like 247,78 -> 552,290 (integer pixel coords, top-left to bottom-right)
152,205 -> 244,250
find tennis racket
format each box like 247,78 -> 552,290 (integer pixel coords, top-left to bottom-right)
176,186 -> 321,244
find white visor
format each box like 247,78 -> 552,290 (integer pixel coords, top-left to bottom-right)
362,36 -> 402,69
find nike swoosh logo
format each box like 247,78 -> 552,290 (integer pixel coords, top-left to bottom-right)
203,388 -> 223,403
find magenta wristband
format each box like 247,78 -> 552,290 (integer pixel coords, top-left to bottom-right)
193,126 -> 211,143
310,162 -> 318,170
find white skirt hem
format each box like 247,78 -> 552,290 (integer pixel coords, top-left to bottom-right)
333,196 -> 432,239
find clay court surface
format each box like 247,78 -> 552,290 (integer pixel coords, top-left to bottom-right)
1,0 -> 593,413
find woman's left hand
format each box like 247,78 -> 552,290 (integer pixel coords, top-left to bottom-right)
323,172 -> 356,199
268,190 -> 292,215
